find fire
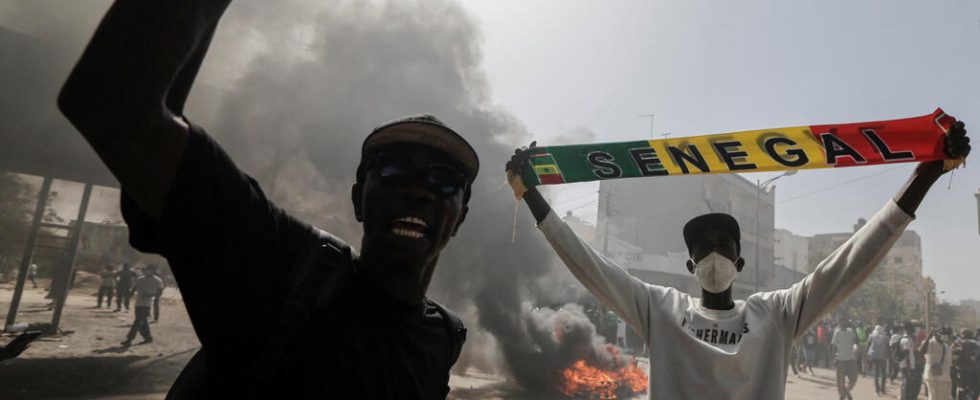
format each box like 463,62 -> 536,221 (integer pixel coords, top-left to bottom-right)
558,352 -> 648,399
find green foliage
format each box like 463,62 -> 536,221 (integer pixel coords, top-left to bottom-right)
933,301 -> 960,328
955,307 -> 980,329
836,267 -> 916,325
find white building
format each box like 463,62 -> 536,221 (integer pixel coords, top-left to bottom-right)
774,228 -> 811,273
562,211 -> 596,243
595,173 -> 781,299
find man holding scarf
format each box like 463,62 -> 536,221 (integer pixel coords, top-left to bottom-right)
507,124 -> 969,399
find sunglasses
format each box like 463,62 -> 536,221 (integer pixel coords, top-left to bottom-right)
369,153 -> 467,196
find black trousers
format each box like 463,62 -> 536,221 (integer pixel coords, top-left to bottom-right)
957,374 -> 979,400
116,286 -> 133,310
903,366 -> 924,400
97,286 -> 115,308
153,294 -> 161,321
126,306 -> 152,341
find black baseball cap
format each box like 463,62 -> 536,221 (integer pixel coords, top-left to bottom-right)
360,114 -> 479,181
683,213 -> 742,252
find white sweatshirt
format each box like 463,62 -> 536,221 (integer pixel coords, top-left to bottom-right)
538,200 -> 912,399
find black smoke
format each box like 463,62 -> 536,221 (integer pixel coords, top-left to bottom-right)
0,0 -> 626,393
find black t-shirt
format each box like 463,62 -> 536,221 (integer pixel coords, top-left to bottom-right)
120,123 -> 460,399
115,270 -> 138,288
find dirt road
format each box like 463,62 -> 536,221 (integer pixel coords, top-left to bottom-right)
1,282 -> 199,400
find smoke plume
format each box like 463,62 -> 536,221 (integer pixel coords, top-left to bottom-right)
0,0 -> 626,393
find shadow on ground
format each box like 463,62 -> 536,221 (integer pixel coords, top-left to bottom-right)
0,347 -> 197,400
797,374 -> 837,387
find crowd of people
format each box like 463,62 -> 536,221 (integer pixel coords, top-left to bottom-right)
93,263 -> 166,346
790,318 -> 980,400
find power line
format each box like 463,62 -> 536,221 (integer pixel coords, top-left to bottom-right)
566,199 -> 599,212
778,165 -> 907,204
553,194 -> 600,209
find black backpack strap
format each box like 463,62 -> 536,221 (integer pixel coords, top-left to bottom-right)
248,228 -> 355,382
430,300 -> 466,370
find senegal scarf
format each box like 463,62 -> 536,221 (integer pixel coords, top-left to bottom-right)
509,109 -> 961,198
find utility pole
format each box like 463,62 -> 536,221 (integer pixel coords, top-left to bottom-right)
975,187 -> 979,236
755,179 -> 762,293
601,187 -> 612,260
598,186 -> 613,335
638,114 -> 655,138
755,171 -> 797,292
924,278 -> 934,331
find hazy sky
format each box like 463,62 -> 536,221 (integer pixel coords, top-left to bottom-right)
461,0 -> 980,301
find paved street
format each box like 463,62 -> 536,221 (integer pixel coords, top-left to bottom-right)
785,366 -> 926,400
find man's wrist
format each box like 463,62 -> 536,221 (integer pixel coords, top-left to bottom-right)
522,187 -> 552,224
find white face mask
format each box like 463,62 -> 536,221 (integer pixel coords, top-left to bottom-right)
692,251 -> 739,293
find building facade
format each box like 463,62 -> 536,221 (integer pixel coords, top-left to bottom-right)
793,219 -> 926,316
774,228 -> 810,274
595,173 -> 781,299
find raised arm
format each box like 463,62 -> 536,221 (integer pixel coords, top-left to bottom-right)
918,332 -> 932,355
508,148 -> 656,334
58,0 -> 232,220
785,123 -> 970,336
522,185 -> 553,224
893,121 -> 970,216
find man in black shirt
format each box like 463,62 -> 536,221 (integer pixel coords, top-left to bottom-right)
114,263 -> 137,312
57,0 -> 476,398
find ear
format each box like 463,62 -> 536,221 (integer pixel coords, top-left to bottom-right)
451,205 -> 469,236
734,257 -> 745,272
686,259 -> 696,274
351,183 -> 363,222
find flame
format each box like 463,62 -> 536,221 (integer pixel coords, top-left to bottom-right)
558,352 -> 648,399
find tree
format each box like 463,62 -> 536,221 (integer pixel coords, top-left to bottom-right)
0,172 -> 33,277
933,301 -> 960,328
836,267 -> 915,325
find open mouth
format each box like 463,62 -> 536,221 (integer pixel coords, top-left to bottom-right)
390,216 -> 429,239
